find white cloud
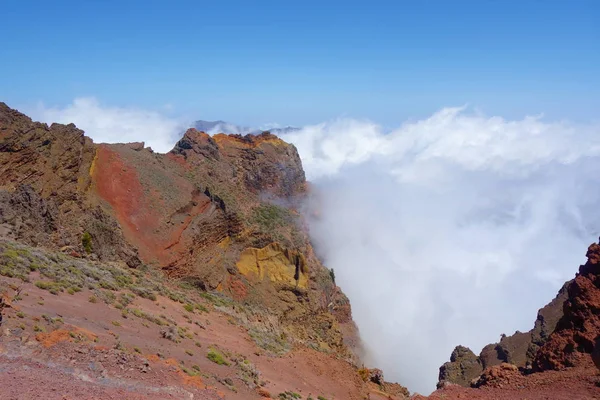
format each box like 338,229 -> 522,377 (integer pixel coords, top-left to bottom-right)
282,109 -> 600,394
30,97 -> 185,153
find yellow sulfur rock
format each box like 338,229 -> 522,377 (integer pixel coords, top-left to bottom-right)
236,243 -> 308,288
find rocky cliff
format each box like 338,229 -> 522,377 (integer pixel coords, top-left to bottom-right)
438,281 -> 570,387
533,241 -> 600,371
0,102 -> 359,361
437,238 -> 600,392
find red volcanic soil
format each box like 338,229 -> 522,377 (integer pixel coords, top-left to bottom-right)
0,271 -> 373,400
91,145 -> 213,267
92,145 -> 159,260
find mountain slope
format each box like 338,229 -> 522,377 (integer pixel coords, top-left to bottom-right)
0,102 -> 406,399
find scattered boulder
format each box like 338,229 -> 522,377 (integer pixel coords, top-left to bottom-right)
471,363 -> 520,388
438,346 -> 482,388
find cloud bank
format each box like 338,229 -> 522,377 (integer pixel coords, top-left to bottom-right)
281,109 -> 600,394
30,97 -> 184,153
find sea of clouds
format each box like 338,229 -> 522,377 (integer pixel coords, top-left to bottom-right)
30,98 -> 600,394
281,111 -> 600,393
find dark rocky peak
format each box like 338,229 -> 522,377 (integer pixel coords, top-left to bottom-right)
438,278 -> 571,388
171,128 -> 220,160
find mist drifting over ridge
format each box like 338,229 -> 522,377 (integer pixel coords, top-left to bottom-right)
31,98 -> 600,394
280,108 -> 600,393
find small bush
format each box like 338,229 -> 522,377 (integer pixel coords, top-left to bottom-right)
118,293 -> 135,307
185,349 -> 194,356
35,281 -> 63,295
82,232 -> 93,253
181,367 -> 196,376
161,326 -> 179,342
251,204 -> 293,231
183,304 -> 194,313
111,320 -> 121,327
207,348 -> 229,366
130,286 -> 157,301
16,311 -> 25,318
88,295 -> 97,303
357,367 -> 369,382
196,304 -> 208,313
278,392 -> 302,400
131,309 -> 144,318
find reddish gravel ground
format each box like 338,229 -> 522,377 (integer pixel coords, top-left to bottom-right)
0,274 -> 379,400
0,350 -> 223,400
417,359 -> 600,400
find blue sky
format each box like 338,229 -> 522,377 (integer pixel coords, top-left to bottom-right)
1,0 -> 598,126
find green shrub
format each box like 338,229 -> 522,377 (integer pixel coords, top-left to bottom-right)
251,204 -> 293,231
195,304 -> 208,313
35,281 -> 63,295
81,232 -> 93,253
278,392 -> 302,400
207,349 -> 229,366
130,286 -> 157,301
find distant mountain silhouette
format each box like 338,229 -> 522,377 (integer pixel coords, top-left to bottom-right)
192,120 -> 300,135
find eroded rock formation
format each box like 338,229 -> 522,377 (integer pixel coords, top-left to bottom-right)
438,238 -> 600,391
533,241 -> 600,371
0,102 -> 360,363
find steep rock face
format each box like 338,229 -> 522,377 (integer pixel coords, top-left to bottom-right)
0,103 -> 357,362
534,241 -> 600,371
0,185 -> 58,244
0,103 -> 140,266
437,238 -> 600,392
236,243 -> 309,289
437,279 -> 570,387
